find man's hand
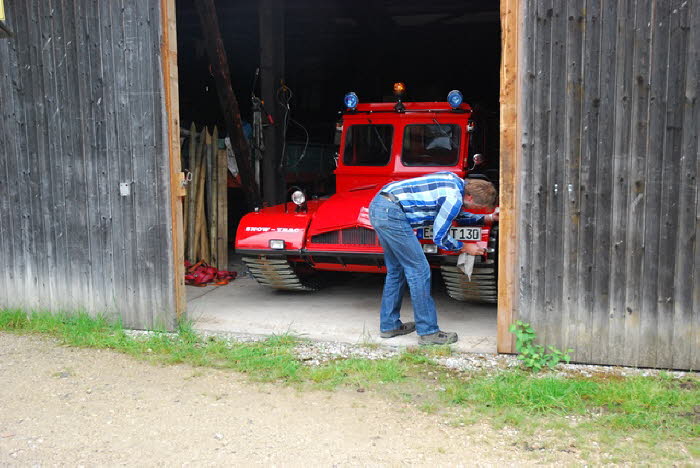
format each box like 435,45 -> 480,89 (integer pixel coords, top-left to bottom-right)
460,243 -> 486,256
485,212 -> 499,224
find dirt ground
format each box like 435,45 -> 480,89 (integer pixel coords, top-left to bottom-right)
0,333 -> 587,466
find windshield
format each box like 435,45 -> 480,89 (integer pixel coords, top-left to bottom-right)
402,124 -> 461,166
343,124 -> 393,166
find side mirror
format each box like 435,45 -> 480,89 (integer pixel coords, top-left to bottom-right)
473,153 -> 486,166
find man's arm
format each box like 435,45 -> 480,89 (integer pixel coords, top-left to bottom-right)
456,211 -> 499,226
455,212 -> 485,226
432,194 -> 463,251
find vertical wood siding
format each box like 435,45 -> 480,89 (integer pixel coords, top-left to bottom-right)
0,0 -> 176,329
518,0 -> 698,369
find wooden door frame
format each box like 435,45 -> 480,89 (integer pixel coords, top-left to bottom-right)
497,0 -> 521,353
161,0 -> 186,322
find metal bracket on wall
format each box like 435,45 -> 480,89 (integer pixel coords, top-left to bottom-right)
119,182 -> 131,197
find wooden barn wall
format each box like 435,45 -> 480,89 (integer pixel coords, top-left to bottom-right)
0,0 -> 176,329
518,0 -> 698,369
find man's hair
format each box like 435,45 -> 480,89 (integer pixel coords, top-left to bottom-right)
464,179 -> 498,208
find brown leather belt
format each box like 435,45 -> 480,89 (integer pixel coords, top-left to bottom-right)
379,191 -> 399,203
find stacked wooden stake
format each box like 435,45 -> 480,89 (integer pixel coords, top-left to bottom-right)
183,125 -> 229,270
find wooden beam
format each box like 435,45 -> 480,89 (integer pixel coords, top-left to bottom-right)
186,123 -> 201,263
209,126 -> 219,267
259,0 -> 286,205
160,0 -> 185,323
217,148 -> 229,270
195,0 -> 261,210
497,0 -> 521,354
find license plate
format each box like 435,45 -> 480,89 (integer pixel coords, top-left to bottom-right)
419,226 -> 481,241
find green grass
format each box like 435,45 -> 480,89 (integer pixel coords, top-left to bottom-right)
1,309 -> 698,464
442,371 -> 698,436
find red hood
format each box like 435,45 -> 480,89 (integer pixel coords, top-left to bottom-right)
308,186 -> 378,235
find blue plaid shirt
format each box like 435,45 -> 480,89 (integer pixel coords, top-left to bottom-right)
381,172 -> 484,251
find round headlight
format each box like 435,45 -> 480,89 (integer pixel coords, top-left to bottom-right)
447,89 -> 463,109
344,92 -> 358,110
291,190 -> 306,206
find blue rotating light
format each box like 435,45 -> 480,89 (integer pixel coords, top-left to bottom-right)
447,89 -> 463,109
344,92 -> 359,110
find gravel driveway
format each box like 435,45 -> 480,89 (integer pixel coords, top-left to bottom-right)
0,332 -> 592,466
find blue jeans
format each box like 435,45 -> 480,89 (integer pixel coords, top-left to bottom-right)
368,194 -> 439,336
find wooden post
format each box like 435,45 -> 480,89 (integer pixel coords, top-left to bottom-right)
217,148 -> 229,270
186,123 -> 201,263
195,0 -> 261,210
209,126 -> 219,267
497,0 -> 521,354
259,0 -> 286,205
160,0 -> 185,322
194,128 -> 209,262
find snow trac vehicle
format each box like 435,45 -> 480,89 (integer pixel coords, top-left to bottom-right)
235,85 -> 499,303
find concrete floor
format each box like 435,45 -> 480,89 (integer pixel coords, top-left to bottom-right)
188,260 -> 497,353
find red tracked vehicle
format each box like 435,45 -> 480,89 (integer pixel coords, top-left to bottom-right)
235,86 -> 499,302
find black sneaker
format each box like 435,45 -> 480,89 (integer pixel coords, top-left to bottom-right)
419,330 -> 458,345
380,322 -> 416,338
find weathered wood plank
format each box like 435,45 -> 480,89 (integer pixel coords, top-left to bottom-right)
22,1 -> 49,311
516,0 -> 537,337
561,0 -> 585,359
674,0 -> 699,370
590,0 -> 618,365
525,0 -> 552,342
607,0 -> 635,366
639,0 -> 671,368
622,1 -> 653,367
574,0 -> 602,363
10,1 -> 35,309
87,0 -> 117,317
100,0 -> 129,317
542,0 -> 566,350
71,0 -> 104,314
0,32 -> 17,308
134,0 -> 159,328
655,0 -> 688,369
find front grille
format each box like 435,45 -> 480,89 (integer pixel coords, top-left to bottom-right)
311,227 -> 379,245
310,255 -> 384,266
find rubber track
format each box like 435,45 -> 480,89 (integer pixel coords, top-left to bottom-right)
440,226 -> 498,303
242,256 -> 318,291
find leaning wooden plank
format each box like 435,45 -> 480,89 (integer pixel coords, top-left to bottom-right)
194,128 -> 209,261
186,122 -> 199,262
200,188 -> 210,264
217,147 -> 229,270
209,126 -> 219,267
205,127 -> 213,260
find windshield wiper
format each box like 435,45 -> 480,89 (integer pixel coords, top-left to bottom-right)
368,119 -> 389,153
432,118 -> 450,136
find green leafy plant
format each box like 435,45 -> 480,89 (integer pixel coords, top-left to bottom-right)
509,320 -> 573,371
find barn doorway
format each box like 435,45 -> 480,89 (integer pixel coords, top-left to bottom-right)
169,0 -> 507,352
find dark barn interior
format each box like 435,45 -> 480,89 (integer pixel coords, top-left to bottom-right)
174,0 -> 502,230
